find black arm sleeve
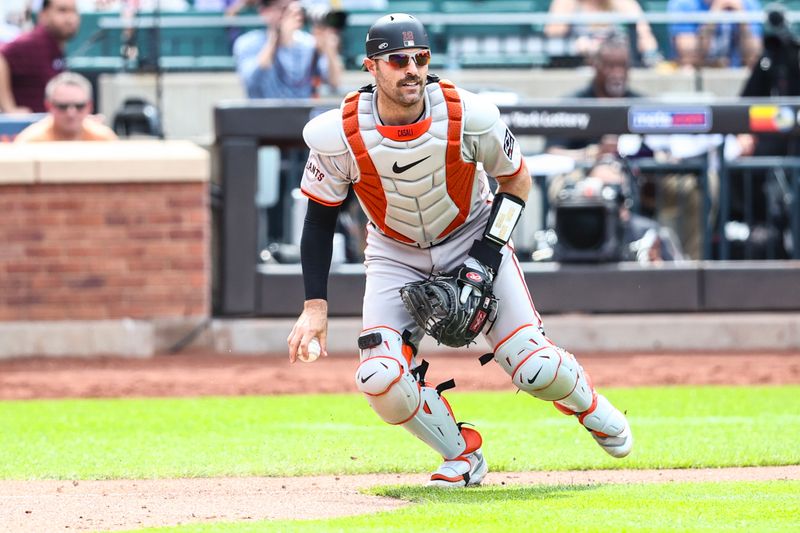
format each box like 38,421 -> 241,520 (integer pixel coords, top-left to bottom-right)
301,200 -> 340,300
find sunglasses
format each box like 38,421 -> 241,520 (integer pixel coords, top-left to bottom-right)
52,101 -> 88,112
373,50 -> 431,69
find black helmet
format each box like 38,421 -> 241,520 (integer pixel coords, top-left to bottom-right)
365,13 -> 430,58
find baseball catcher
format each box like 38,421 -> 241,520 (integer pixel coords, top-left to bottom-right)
287,13 -> 632,488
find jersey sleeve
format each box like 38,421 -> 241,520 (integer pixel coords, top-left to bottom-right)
300,149 -> 355,206
471,118 -> 524,179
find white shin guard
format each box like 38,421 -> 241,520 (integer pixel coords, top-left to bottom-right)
578,393 -> 629,438
355,327 -> 467,460
403,385 -> 466,460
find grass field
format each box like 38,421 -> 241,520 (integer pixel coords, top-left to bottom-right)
141,480 -> 800,532
2,385 -> 800,531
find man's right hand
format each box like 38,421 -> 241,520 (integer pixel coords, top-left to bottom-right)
287,299 -> 329,363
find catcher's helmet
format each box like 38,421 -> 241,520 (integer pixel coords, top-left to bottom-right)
365,13 -> 430,58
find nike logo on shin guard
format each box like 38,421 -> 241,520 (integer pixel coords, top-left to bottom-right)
526,367 -> 543,385
360,371 -> 378,383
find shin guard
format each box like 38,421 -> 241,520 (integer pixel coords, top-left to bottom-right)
355,327 -> 470,460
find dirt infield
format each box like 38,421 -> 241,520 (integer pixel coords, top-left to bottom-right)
2,351 -> 799,532
3,466 -> 799,532
2,351 -> 800,399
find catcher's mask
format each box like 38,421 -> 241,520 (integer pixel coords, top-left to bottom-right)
399,266 -> 497,348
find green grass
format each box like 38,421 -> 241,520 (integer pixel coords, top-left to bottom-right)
1,386 -> 799,479
140,480 -> 800,532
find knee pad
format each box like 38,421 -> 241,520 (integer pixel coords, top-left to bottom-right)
356,355 -> 420,425
493,325 -> 593,413
355,327 -> 419,425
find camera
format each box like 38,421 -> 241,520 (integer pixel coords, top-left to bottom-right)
552,178 -> 626,263
304,5 -> 348,30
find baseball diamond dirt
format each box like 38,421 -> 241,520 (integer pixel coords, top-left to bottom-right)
1,350 -> 799,532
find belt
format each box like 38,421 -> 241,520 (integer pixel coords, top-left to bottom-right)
369,220 -> 472,250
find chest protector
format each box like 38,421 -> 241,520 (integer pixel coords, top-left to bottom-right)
342,81 -> 477,246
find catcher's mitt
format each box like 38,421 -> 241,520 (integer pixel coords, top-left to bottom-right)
400,265 -> 498,348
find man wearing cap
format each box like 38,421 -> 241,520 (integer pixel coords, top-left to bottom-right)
287,13 -> 633,487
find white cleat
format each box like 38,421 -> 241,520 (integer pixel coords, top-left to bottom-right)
428,448 -> 488,488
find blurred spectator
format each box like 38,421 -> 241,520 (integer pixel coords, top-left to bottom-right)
194,0 -> 238,10
235,0 -> 343,245
0,0 -> 79,113
727,2 -> 797,258
544,0 -> 662,66
668,0 -> 762,68
194,0 -> 257,13
14,71 -> 118,141
546,32 -> 642,162
545,34 -> 649,250
739,2 -> 800,153
544,33 -> 712,259
632,134 -> 721,259
233,0 -> 343,99
29,0 -> 116,12
118,0 -> 190,11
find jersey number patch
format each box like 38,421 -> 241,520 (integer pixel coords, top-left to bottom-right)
503,128 -> 515,161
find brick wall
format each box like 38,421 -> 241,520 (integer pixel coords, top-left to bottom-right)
0,141 -> 210,322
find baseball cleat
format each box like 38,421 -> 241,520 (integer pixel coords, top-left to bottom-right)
428,448 -> 488,488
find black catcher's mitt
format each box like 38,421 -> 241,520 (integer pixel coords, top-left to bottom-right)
400,265 -> 498,348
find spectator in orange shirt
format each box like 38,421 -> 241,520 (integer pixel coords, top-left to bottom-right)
14,72 -> 118,142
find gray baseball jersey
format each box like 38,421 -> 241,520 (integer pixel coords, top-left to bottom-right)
301,79 -> 543,349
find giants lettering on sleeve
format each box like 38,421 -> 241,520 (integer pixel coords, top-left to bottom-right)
305,159 -> 325,181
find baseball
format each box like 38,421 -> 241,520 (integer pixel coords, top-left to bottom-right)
299,338 -> 321,363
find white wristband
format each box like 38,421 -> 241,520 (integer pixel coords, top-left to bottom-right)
485,193 -> 524,246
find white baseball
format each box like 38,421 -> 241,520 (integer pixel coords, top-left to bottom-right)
299,338 -> 321,363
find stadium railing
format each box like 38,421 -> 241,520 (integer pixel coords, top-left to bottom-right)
66,8 -> 800,73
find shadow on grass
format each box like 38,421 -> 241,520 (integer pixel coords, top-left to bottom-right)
372,483 -> 598,504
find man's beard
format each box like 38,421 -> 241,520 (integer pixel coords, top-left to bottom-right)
52,24 -> 79,41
